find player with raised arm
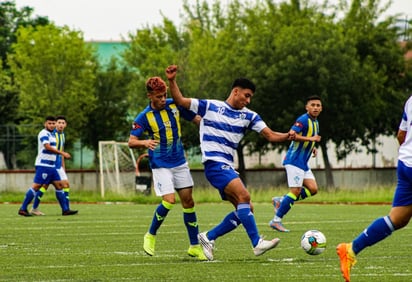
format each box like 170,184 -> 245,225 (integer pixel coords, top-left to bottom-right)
166,64 -> 293,260
128,76 -> 206,260
337,95 -> 412,282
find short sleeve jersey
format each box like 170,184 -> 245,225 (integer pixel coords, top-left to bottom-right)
54,129 -> 65,169
189,98 -> 267,167
35,128 -> 58,168
283,113 -> 319,171
130,98 -> 195,169
398,95 -> 412,167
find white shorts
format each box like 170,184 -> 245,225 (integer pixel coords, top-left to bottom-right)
151,162 -> 194,196
56,167 -> 68,181
285,164 -> 315,188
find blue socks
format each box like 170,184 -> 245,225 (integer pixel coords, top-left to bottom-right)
21,188 -> 36,210
207,211 -> 241,241
55,189 -> 68,211
149,200 -> 172,235
352,216 -> 394,255
183,207 -> 199,245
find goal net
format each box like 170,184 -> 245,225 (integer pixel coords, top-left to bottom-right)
98,141 -> 150,197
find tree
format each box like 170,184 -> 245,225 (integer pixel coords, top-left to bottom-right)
0,1 -> 49,168
8,24 -> 97,166
82,58 -> 135,164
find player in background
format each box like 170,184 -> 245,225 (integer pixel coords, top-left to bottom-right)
18,116 -> 70,216
269,95 -> 322,232
336,95 -> 412,282
30,116 -> 78,216
54,116 -> 77,215
166,64 -> 293,261
128,76 -> 206,260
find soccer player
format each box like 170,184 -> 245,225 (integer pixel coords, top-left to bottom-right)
18,116 -> 71,216
336,95 -> 412,282
54,115 -> 77,215
128,76 -> 206,260
166,64 -> 292,260
30,116 -> 78,216
269,95 -> 322,232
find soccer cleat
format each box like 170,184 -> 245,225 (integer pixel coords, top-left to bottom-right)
143,233 -> 156,256
62,210 -> 78,216
198,232 -> 214,261
30,208 -> 45,216
269,220 -> 290,232
336,243 -> 357,282
253,237 -> 280,256
18,209 -> 32,217
187,245 -> 208,261
272,196 -> 283,213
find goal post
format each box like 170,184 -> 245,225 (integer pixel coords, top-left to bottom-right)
98,141 -> 142,198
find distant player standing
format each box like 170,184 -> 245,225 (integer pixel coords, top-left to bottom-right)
128,76 -> 206,260
337,95 -> 412,282
269,95 -> 322,232
166,64 -> 292,260
18,116 -> 71,216
54,115 -> 77,215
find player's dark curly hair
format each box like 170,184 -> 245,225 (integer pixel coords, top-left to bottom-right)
232,78 -> 256,93
146,77 -> 167,94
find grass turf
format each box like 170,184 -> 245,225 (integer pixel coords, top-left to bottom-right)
1,201 -> 411,281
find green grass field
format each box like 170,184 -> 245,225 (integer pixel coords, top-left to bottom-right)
1,199 -> 411,281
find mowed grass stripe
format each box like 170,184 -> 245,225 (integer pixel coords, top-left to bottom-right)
1,203 -> 410,282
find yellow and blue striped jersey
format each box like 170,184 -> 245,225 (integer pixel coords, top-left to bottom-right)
131,98 -> 196,169
283,113 -> 319,171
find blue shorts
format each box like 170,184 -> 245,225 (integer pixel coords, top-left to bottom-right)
393,160 -> 412,207
33,166 -> 61,185
204,161 -> 240,200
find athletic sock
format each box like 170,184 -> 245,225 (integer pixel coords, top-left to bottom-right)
63,188 -> 70,210
149,200 -> 173,235
207,211 -> 241,241
352,216 -> 394,255
183,207 -> 199,245
55,189 -> 68,211
236,203 -> 260,247
297,187 -> 311,201
276,192 -> 296,218
33,187 -> 47,209
21,188 -> 36,210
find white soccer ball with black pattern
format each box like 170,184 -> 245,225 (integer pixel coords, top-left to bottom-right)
300,230 -> 326,255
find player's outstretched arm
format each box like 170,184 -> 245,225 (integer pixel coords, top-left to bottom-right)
166,65 -> 192,109
260,127 -> 291,142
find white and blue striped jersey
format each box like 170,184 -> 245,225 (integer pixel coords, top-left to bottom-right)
189,98 -> 267,167
35,129 -> 58,168
398,95 -> 412,167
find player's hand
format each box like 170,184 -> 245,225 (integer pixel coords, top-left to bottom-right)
165,65 -> 178,80
312,147 -> 318,157
288,130 -> 296,140
312,135 -> 321,142
61,152 -> 71,159
145,139 -> 159,151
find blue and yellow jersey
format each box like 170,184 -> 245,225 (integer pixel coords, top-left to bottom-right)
283,113 -> 319,171
130,98 -> 196,169
54,129 -> 65,169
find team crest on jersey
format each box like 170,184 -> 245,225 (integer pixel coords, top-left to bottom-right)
221,164 -> 231,170
132,122 -> 141,130
42,173 -> 48,180
239,113 -> 246,120
294,121 -> 303,128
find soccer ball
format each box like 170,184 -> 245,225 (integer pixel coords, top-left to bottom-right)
301,230 -> 326,255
